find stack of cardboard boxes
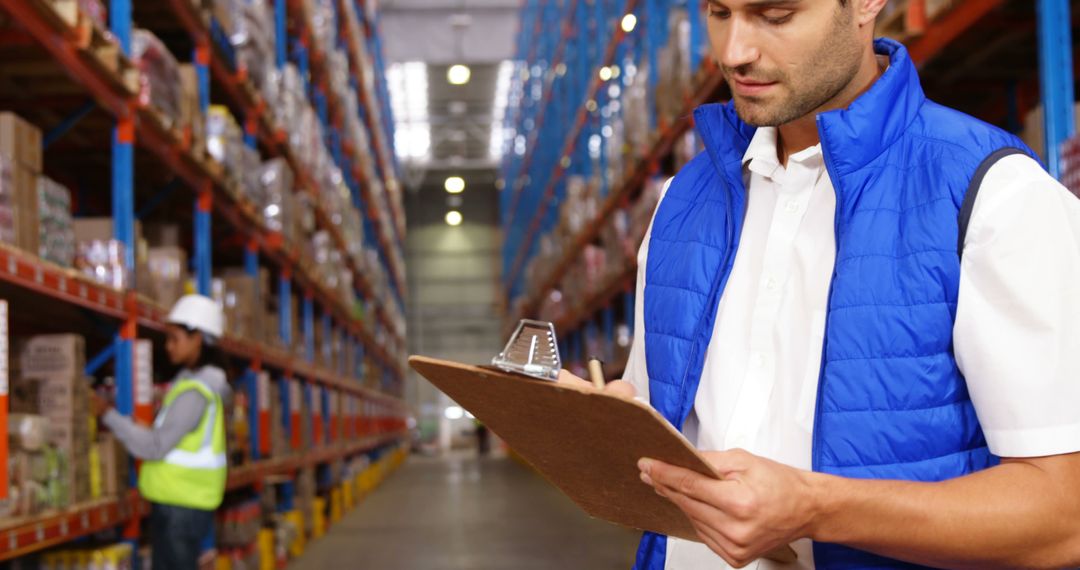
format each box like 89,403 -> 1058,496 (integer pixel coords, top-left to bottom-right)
17,334 -> 93,508
0,113 -> 42,254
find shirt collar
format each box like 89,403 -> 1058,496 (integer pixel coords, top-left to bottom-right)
742,127 -> 823,179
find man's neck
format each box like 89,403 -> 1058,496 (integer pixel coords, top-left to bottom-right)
776,50 -> 888,166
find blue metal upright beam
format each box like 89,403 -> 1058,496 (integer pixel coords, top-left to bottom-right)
303,381 -> 314,445
303,295 -> 315,363
279,273 -> 292,347
1038,0 -> 1075,177
322,314 -> 333,368
244,241 -> 261,458
279,377 -> 292,448
194,190 -> 212,295
111,140 -> 134,274
109,0 -> 134,416
244,243 -> 259,278
602,306 -> 615,362
246,371 -> 260,460
110,0 -> 131,53
275,0 -> 287,69
194,46 -> 210,116
321,386 -> 331,441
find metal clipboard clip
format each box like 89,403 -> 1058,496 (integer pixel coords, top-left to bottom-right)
491,319 -> 562,381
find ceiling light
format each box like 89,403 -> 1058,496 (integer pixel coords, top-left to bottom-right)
444,406 -> 464,420
448,64 -> 471,85
598,66 -> 613,82
445,210 -> 463,226
621,13 -> 638,33
445,176 -> 465,194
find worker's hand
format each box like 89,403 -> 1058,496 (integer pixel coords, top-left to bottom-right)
556,369 -> 638,399
90,392 -> 112,418
638,449 -> 818,567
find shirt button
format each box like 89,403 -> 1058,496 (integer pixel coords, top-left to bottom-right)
732,435 -> 750,449
784,199 -> 799,213
752,352 -> 767,368
764,277 -> 778,291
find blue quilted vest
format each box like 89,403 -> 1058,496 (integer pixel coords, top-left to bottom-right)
636,39 -> 1033,569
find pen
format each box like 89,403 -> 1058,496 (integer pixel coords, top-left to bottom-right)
586,356 -> 606,389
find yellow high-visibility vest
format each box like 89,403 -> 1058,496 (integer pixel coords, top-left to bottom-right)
138,379 -> 227,510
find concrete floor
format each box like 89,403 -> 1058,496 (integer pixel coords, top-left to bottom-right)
289,452 -> 641,569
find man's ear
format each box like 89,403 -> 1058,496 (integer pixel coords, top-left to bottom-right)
856,0 -> 890,28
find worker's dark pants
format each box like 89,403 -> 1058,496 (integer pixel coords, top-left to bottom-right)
150,502 -> 215,570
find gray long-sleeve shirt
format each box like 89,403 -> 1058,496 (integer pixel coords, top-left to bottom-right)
102,366 -> 232,461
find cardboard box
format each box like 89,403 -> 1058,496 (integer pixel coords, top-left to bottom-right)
97,434 -> 129,497
9,375 -> 40,414
178,64 -> 206,153
0,112 -> 42,171
14,165 -> 38,254
73,217 -> 143,245
147,246 -> 189,308
219,274 -> 258,340
144,222 -> 182,248
17,335 -> 92,506
18,334 -> 86,378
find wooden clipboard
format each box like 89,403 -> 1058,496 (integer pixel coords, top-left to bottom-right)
409,356 -> 797,563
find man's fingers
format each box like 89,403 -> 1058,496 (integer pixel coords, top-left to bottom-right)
604,379 -> 637,398
556,369 -> 592,388
641,458 -> 749,515
668,493 -> 757,568
701,448 -> 754,477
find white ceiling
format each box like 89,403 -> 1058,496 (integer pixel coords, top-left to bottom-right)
379,0 -> 518,65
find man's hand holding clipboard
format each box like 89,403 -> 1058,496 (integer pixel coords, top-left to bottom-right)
410,355 -> 797,565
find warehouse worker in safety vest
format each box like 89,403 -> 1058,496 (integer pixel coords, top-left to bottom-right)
559,0 -> 1080,568
92,294 -> 231,570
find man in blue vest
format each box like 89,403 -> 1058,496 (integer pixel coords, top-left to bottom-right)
563,0 -> 1080,568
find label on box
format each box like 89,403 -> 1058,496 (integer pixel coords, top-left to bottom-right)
0,300 -> 8,396
257,372 -> 270,412
290,380 -> 301,413
134,340 -> 152,406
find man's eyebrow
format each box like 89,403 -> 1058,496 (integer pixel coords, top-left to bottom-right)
707,0 -> 804,7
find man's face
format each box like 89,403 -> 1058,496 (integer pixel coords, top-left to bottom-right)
706,0 -> 864,127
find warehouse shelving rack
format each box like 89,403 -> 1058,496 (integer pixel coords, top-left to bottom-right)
501,0 -> 1078,376
0,0 -> 413,562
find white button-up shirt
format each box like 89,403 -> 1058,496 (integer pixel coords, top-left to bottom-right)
623,126 -> 1080,570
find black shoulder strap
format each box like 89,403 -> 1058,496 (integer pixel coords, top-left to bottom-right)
958,147 -> 1030,259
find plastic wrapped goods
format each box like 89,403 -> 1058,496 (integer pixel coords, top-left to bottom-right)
38,177 -> 75,267
132,30 -> 182,127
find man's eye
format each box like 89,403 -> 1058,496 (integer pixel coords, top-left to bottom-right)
761,9 -> 794,24
708,7 -> 731,19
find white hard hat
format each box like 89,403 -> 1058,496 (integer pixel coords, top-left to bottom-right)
167,294 -> 225,340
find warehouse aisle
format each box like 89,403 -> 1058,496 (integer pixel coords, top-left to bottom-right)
289,452 -> 640,570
